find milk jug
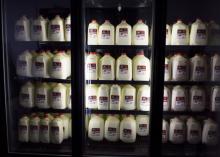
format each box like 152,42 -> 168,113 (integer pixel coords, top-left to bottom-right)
35,82 -> 50,109
85,52 -> 99,80
86,84 -> 98,109
88,20 -> 99,45
16,50 -> 33,77
132,19 -> 149,45
208,21 -> 220,45
171,85 -> 188,111
120,116 -> 136,143
60,114 -> 69,139
136,115 -> 149,136
132,51 -> 151,81
50,116 -> 64,144
18,116 -> 29,142
65,14 -> 71,41
97,84 -> 109,110
163,86 -> 171,111
116,20 -> 132,45
99,53 -> 115,80
190,54 -> 207,81
137,85 -> 150,111
190,19 -> 208,45
162,119 -> 169,143
31,16 -> 47,41
211,53 -> 220,81
110,84 -> 121,110
164,57 -> 171,81
66,84 -> 72,109
166,24 -> 171,45
187,117 -> 201,144
121,85 -> 136,110
211,86 -> 220,111
29,115 -> 40,143
39,114 -> 50,143
169,117 -> 185,144
48,15 -> 64,41
19,82 -> 35,108
69,118 -> 72,138
189,86 -> 206,111
202,118 -> 218,145
116,53 -> 132,81
105,115 -> 120,142
98,20 -> 114,45
15,16 -> 30,41
51,83 -> 67,109
88,115 -> 104,141
172,53 -> 189,81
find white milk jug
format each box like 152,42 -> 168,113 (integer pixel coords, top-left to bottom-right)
60,114 -> 69,140
120,116 -> 136,143
202,118 -> 218,145
29,115 -> 40,143
35,82 -> 50,109
19,82 -> 35,108
171,85 -> 188,111
86,84 -> 98,109
50,116 -> 64,144
66,84 -> 72,109
169,117 -> 185,144
88,115 -> 104,141
116,20 -> 132,45
187,117 -> 201,144
105,115 -> 120,142
97,84 -> 109,110
211,53 -> 220,81
121,85 -> 136,110
99,53 -> 115,80
69,118 -> 72,138
48,15 -> 64,41
137,85 -> 150,111
98,20 -> 114,45
136,115 -> 149,136
163,86 -> 171,111
208,21 -> 220,45
31,16 -> 47,41
65,14 -> 71,41
116,53 -> 132,80
189,86 -> 206,111
39,115 -> 50,143
133,51 -> 151,81
162,119 -> 169,143
164,57 -> 171,81
211,86 -> 220,111
88,20 -> 99,45
132,19 -> 149,45
51,83 -> 67,109
15,16 -> 30,41
110,84 -> 121,110
18,115 -> 29,142
85,52 -> 99,80
166,24 -> 171,45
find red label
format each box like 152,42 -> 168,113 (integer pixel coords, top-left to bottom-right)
92,128 -> 100,134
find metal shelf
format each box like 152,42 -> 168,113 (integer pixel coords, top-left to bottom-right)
163,111 -> 220,117
166,45 -> 220,52
15,76 -> 71,83
86,109 -> 149,115
19,107 -> 71,114
86,45 -> 150,51
86,80 -> 150,85
164,81 -> 220,86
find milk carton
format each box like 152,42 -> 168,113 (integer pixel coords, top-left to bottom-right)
35,82 -> 50,109
164,57 -> 171,81
85,52 -> 99,80
60,114 -> 69,140
116,53 -> 132,80
136,115 -> 149,136
19,82 -> 35,108
31,16 -> 48,41
121,85 -> 136,110
120,116 -> 136,143
99,53 -> 115,80
163,86 -> 171,111
97,84 -> 109,110
105,115 -> 120,142
189,86 -> 206,111
15,16 -> 30,41
65,14 -> 71,41
110,85 -> 121,110
208,21 -> 220,45
66,84 -> 72,109
202,118 -> 218,145
88,115 -> 104,141
166,24 -> 171,45
171,86 -> 188,111
211,53 -> 220,81
98,20 -> 114,45
169,117 -> 185,144
132,19 -> 149,45
39,114 -> 50,143
137,85 -> 150,111
29,115 -> 40,143
48,15 -> 65,41
18,116 -> 29,142
187,117 -> 202,144
51,83 -> 67,109
162,119 -> 169,143
211,86 -> 220,111
86,84 -> 98,109
50,116 -> 64,144
88,20 -> 99,45
116,20 -> 132,45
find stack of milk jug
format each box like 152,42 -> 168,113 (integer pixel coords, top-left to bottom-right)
87,19 -> 149,45
15,15 -> 71,41
16,49 -> 71,79
85,50 -> 151,81
18,113 -> 72,144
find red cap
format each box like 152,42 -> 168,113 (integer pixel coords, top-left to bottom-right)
138,19 -> 143,23
137,50 -> 144,55
104,52 -> 110,55
89,52 -> 96,55
92,19 -> 97,23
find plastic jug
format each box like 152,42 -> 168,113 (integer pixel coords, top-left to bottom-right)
97,84 -> 109,110
88,20 -> 99,45
60,114 -> 69,140
65,14 -> 71,41
164,57 -> 171,81
86,84 -> 98,109
19,82 -> 35,108
105,115 -> 120,142
99,53 -> 115,80
132,19 -> 149,45
202,118 -> 218,145
66,84 -> 72,109
162,119 -> 169,143
29,115 -> 40,143
18,115 -> 29,142
136,115 -> 149,136
132,51 -> 151,81
110,84 -> 121,110
163,86 -> 171,111
116,20 -> 132,45
121,85 -> 136,110
98,20 -> 114,45
187,117 -> 202,144
211,86 -> 220,111
137,85 -> 150,111
35,82 -> 50,109
69,118 -> 72,138
50,116 -> 64,144
189,86 -> 206,111
120,116 -> 136,143
15,16 -> 30,41
208,21 -> 220,45
48,15 -> 64,41
171,85 -> 188,111
39,114 -> 50,143
166,24 -> 171,45
88,115 -> 104,141
116,53 -> 132,81
31,16 -> 47,41
169,117 -> 185,144
85,52 -> 99,80
51,83 -> 67,109
211,53 -> 220,81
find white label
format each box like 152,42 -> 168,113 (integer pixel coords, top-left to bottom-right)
91,128 -> 101,137
21,93 -> 31,104
139,124 -> 148,133
137,65 -> 146,75
101,30 -> 110,39
16,25 -> 25,35
36,93 -> 46,105
193,95 -> 202,106
136,30 -> 145,40
52,92 -> 61,104
52,62 -> 62,72
125,96 -> 134,105
33,25 -> 42,34
111,95 -> 119,105
89,29 -> 97,38
66,24 -> 71,32
119,28 -> 128,38
175,97 -> 185,107
18,60 -> 28,73
107,127 -> 117,137
51,25 -> 60,34
196,29 -> 206,40
87,63 -> 96,74
119,64 -> 128,75
195,66 -> 205,78
177,65 -> 187,78
122,129 -> 132,139
102,65 -> 111,75
35,61 -> 44,74
140,96 -> 150,108
88,95 -> 97,105
99,96 -> 108,107
177,29 -> 186,40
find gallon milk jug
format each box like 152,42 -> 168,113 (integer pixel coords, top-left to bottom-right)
116,20 -> 132,45
166,24 -> 171,45
86,52 -> 99,80
98,20 -> 114,45
137,85 -> 150,111
171,85 -> 188,111
18,115 -> 29,142
132,19 -> 149,45
15,16 -> 30,41
164,57 -> 171,81
50,116 -> 64,144
110,84 -> 121,110
99,53 -> 115,80
16,50 -> 33,77
190,19 -> 208,45
39,114 -> 50,143
97,84 -> 109,110
208,21 -> 220,45
172,53 -> 189,81
211,86 -> 220,111
48,15 -> 64,41
189,86 -> 206,111
121,85 -> 136,110
29,115 -> 40,143
211,53 -> 220,81
171,20 -> 189,45
105,115 -> 120,142
88,20 -> 99,45
190,54 -> 207,81
116,53 -> 132,80
136,115 -> 149,136
163,86 -> 171,111
202,118 -> 218,145
31,16 -> 47,41
66,84 -> 72,109
132,51 -> 151,81
120,116 -> 136,143
86,84 -> 98,109
19,82 -> 35,108
88,115 -> 104,141
69,118 -> 72,138
169,117 -> 185,144
187,117 -> 202,144
35,82 -> 50,109
65,14 -> 71,41
162,119 -> 169,143
51,83 -> 67,109
60,114 -> 69,140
